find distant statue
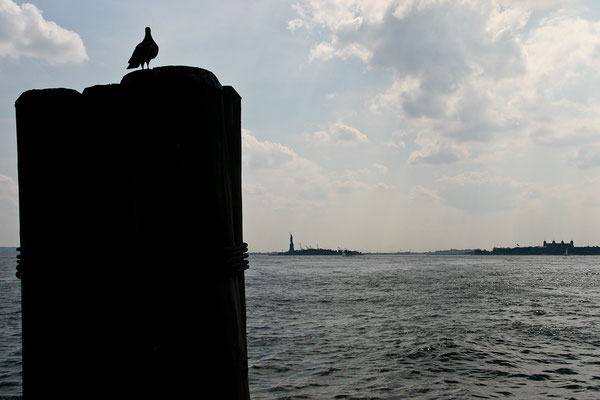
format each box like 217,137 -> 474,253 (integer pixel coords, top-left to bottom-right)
127,27 -> 159,70
289,232 -> 295,253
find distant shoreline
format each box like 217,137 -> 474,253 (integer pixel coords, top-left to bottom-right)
251,249 -> 476,256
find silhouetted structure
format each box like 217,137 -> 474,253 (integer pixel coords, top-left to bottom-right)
127,27 -> 159,69
474,239 -> 600,255
279,233 -> 361,255
543,240 -> 574,252
15,66 -> 249,399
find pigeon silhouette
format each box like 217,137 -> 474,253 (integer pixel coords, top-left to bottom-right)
127,27 -> 159,70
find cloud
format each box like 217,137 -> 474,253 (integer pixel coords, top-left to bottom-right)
242,129 -> 296,168
0,0 -> 88,64
384,130 -> 407,149
408,135 -> 469,164
242,128 -> 330,194
296,1 -> 525,82
569,145 -> 600,169
291,1 -> 530,163
409,184 -> 441,202
435,171 -> 538,213
242,129 -> 393,224
242,183 -> 265,195
292,1 -> 600,166
309,39 -> 371,63
0,174 -> 19,245
0,173 -> 18,208
306,120 -> 368,146
371,163 -> 388,174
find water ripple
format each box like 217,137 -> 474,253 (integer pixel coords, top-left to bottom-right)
246,255 -> 600,399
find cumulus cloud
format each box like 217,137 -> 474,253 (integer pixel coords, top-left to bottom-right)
408,134 -> 469,164
291,0 -> 528,162
296,1 -> 525,83
242,128 -> 330,195
292,0 -> 600,167
0,0 -> 88,64
306,120 -> 368,146
243,128 -> 393,219
242,129 -> 296,168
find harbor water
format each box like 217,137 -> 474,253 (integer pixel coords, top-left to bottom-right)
1,254 -> 600,399
245,255 -> 600,399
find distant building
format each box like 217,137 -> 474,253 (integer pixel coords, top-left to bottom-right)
543,240 -> 574,251
475,239 -> 600,255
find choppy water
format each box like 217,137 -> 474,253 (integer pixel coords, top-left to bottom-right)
0,256 -> 21,400
1,254 -> 599,399
246,255 -> 600,399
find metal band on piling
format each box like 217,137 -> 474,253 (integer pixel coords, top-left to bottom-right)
199,243 -> 249,278
15,247 -> 22,280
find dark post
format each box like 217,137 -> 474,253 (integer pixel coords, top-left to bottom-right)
15,67 -> 250,399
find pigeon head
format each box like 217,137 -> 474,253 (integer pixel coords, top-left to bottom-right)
145,27 -> 151,34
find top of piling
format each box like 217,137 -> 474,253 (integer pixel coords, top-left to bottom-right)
121,65 -> 223,91
15,88 -> 81,108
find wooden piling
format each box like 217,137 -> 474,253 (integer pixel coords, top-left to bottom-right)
15,66 -> 250,399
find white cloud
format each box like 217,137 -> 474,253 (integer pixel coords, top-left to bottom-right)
408,136 -> 469,164
0,0 -> 88,64
0,174 -> 19,245
293,0 -> 600,170
384,130 -> 407,149
308,41 -> 336,62
287,18 -> 306,31
330,120 -> 368,144
0,173 -> 18,208
242,129 -> 296,168
242,183 -> 265,195
309,39 -> 371,63
409,184 -> 441,202
242,129 -> 400,248
242,128 -> 330,193
371,163 -> 388,174
242,129 -> 397,249
306,120 -> 368,146
370,75 -> 421,115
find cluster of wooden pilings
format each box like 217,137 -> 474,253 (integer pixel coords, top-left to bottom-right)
15,66 -> 250,399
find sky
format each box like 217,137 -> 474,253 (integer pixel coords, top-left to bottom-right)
2,0 -> 600,252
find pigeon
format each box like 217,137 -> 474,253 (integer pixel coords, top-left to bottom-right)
127,27 -> 159,70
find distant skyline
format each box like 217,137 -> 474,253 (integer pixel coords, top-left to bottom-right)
3,0 -> 600,252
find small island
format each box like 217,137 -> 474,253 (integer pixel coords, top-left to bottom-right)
474,240 -> 600,255
276,233 -> 362,256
